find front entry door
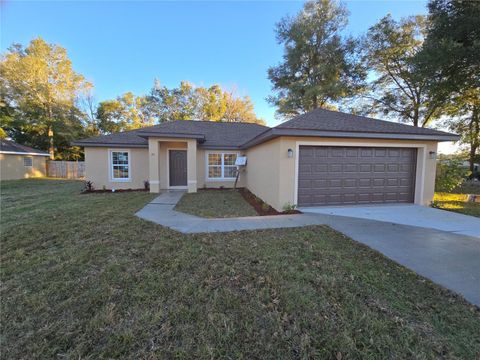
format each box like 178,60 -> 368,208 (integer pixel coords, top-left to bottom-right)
169,150 -> 187,187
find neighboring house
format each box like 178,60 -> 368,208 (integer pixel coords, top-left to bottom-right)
461,161 -> 479,180
0,139 -> 50,180
74,108 -> 458,210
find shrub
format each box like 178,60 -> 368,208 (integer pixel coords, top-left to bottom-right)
283,202 -> 297,212
84,181 -> 94,192
435,160 -> 470,192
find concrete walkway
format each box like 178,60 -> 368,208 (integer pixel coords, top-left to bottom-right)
136,191 -> 326,233
136,192 -> 480,306
299,204 -> 480,238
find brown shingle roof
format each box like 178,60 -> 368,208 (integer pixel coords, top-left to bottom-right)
73,110 -> 459,149
275,108 -> 456,137
0,139 -> 49,156
73,121 -> 269,149
73,128 -> 149,147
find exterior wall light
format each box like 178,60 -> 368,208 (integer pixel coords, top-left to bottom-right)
429,151 -> 437,160
287,148 -> 294,158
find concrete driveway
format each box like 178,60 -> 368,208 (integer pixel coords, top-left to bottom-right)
300,205 -> 480,306
299,204 -> 480,238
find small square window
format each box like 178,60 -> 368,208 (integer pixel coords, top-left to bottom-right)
24,157 -> 33,167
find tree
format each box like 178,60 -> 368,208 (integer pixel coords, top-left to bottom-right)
420,0 -> 480,171
146,81 -> 264,124
223,91 -> 264,124
267,0 -> 365,118
0,37 -> 91,159
147,81 -> 198,123
363,15 -> 444,127
422,0 -> 480,92
442,89 -> 480,175
96,92 -> 154,133
196,85 -> 227,121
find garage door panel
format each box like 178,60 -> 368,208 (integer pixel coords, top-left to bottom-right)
298,146 -> 416,206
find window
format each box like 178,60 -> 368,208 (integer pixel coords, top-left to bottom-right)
110,150 -> 130,181
23,157 -> 33,167
207,152 -> 238,179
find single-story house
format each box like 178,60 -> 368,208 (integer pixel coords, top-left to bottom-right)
0,139 -> 50,180
74,109 -> 459,210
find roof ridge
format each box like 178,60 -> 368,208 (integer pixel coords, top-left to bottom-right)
275,108 -> 453,136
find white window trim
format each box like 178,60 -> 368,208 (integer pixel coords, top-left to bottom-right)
23,156 -> 33,167
205,151 -> 239,181
109,149 -> 131,182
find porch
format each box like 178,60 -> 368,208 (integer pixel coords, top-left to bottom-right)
148,137 -> 198,193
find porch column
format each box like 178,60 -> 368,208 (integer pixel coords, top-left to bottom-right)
187,139 -> 197,193
148,138 -> 160,193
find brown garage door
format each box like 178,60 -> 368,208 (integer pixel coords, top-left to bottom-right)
298,146 -> 416,206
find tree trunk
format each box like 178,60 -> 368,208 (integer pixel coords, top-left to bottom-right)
468,106 -> 479,175
48,126 -> 54,160
469,144 -> 476,175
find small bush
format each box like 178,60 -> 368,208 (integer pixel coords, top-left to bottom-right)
435,160 -> 470,192
283,202 -> 297,212
84,181 -> 94,192
261,202 -> 270,212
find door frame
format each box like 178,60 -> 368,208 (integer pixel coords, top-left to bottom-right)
294,141 -> 427,206
167,148 -> 188,189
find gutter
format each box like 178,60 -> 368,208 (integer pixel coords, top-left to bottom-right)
136,131 -> 206,141
71,142 -> 149,148
240,128 -> 460,149
0,151 -> 50,156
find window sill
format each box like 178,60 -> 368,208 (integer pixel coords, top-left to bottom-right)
206,178 -> 236,182
110,178 -> 132,183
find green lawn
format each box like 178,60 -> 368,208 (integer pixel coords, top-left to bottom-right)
433,184 -> 480,218
175,189 -> 258,218
1,179 -> 479,359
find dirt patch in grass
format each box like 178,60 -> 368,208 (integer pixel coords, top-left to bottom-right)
2,179 -> 480,359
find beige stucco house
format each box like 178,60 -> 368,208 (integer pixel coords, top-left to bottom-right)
74,109 -> 458,211
0,139 -> 49,180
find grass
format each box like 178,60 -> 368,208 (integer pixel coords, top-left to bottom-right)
433,183 -> 480,218
1,179 -> 480,359
174,189 -> 258,218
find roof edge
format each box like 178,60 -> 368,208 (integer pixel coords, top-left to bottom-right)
136,131 -> 206,140
72,142 -> 148,148
0,150 -> 50,156
242,128 -> 459,148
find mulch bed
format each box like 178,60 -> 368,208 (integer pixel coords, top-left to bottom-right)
199,187 -> 301,216
238,188 -> 301,216
81,189 -> 148,194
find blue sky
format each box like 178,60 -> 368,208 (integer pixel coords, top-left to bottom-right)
1,0 -> 428,127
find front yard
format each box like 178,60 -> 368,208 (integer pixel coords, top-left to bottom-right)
1,179 -> 479,358
434,183 -> 480,218
174,189 -> 258,218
